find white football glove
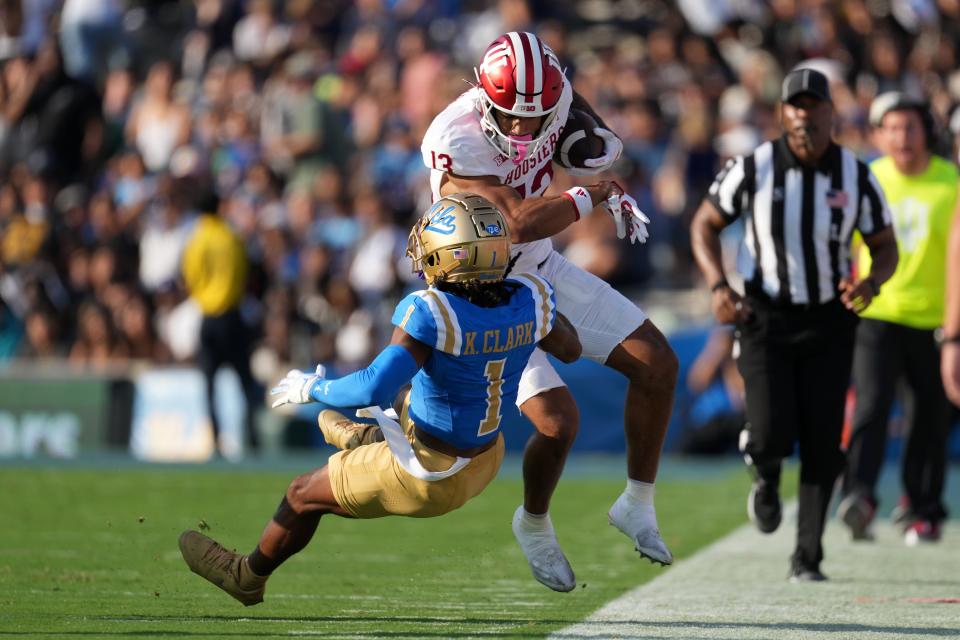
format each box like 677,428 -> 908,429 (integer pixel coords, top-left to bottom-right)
270,364 -> 326,408
583,127 -> 623,171
605,190 -> 651,245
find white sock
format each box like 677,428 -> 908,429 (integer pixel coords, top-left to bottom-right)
624,479 -> 655,505
516,507 -> 554,533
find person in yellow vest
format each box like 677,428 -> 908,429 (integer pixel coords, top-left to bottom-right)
838,93 -> 956,545
182,192 -> 261,456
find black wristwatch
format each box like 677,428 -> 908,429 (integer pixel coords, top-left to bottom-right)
865,277 -> 880,296
710,278 -> 729,293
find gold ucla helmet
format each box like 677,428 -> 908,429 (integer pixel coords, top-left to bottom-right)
408,193 -> 511,285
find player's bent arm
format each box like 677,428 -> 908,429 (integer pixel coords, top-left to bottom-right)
538,312 -> 581,364
309,328 -> 431,407
690,199 -> 732,288
860,226 -> 898,289
441,172 -> 614,243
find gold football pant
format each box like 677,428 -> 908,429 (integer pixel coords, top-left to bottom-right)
327,407 -> 504,519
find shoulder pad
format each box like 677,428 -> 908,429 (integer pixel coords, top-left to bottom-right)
393,289 -> 464,355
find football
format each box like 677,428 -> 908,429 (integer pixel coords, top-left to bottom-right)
555,108 -> 606,170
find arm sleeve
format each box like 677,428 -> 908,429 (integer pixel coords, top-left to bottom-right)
308,345 -> 419,408
706,156 -> 747,221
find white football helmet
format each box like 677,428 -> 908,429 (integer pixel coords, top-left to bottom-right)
474,32 -> 565,161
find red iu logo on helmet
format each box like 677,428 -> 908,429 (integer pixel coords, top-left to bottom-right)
477,32 -> 564,116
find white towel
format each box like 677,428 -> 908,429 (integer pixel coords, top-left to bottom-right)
355,406 -> 470,481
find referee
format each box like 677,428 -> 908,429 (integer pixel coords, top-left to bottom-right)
690,68 -> 899,582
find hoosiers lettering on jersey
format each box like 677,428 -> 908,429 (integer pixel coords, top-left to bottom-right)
502,131 -> 561,184
391,274 -> 555,450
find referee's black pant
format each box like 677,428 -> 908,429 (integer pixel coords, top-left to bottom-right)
737,296 -> 858,571
843,318 -> 950,523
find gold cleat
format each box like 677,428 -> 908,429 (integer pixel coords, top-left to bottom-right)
318,410 -> 384,450
178,531 -> 267,606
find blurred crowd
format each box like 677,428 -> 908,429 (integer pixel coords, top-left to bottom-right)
2,0 -> 960,386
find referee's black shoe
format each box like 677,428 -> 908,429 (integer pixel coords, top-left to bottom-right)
747,480 -> 782,534
788,563 -> 828,583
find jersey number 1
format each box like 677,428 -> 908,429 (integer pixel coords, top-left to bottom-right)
477,358 -> 506,436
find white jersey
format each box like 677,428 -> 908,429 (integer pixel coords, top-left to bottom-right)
421,83 -> 573,272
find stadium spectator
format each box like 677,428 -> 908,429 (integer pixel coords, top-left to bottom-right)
678,325 -> 745,456
691,68 -> 898,582
58,0 -> 126,84
119,293 -> 170,362
126,60 -> 191,174
176,194 -> 581,605
69,300 -> 128,367
261,52 -> 329,192
838,93 -> 956,545
138,182 -> 196,293
181,192 -> 261,456
19,306 -> 62,359
0,39 -> 101,184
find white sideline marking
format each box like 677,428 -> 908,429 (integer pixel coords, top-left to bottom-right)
553,510 -> 960,640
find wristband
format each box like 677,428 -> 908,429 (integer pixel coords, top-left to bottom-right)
865,277 -> 880,296
562,186 -> 593,220
710,278 -> 729,293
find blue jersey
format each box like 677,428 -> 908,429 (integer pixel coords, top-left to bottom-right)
391,274 -> 556,449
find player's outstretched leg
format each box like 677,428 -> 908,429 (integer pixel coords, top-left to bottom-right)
178,531 -> 268,606
318,410 -> 384,450
512,506 -> 576,592
517,387 -> 578,592
605,321 -> 678,565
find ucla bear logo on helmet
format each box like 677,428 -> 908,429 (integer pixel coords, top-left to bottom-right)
425,204 -> 457,235
486,223 -> 502,235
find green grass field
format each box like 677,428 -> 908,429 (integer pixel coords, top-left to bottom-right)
1,461 -> 762,639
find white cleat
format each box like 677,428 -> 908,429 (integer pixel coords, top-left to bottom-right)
512,506 -> 576,592
608,494 -> 673,566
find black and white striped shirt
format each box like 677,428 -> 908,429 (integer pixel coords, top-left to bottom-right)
708,136 -> 892,306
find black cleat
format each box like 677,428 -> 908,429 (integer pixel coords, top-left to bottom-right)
788,565 -> 828,583
838,494 -> 875,541
747,480 -> 782,534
